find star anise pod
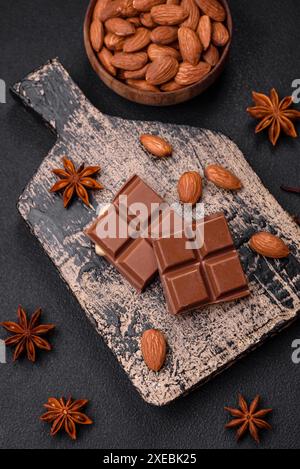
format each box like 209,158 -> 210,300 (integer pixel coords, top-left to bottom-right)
225,394 -> 272,444
0,306 -> 55,362
50,157 -> 103,208
41,397 -> 93,440
247,88 -> 300,146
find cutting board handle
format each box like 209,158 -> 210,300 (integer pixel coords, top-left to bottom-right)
11,58 -> 106,135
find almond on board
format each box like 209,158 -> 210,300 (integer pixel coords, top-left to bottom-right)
178,171 -> 203,204
204,164 -> 242,190
249,232 -> 290,259
140,134 -> 173,156
141,329 -> 167,372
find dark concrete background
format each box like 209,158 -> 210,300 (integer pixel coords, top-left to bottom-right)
0,0 -> 299,449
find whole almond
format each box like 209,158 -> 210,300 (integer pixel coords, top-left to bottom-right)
249,232 -> 290,259
160,80 -> 184,91
123,27 -> 151,52
195,0 -> 226,22
150,5 -> 189,25
93,0 -> 110,20
105,17 -> 136,36
178,27 -> 202,65
150,26 -> 178,45
140,12 -> 156,28
203,43 -> 219,65
123,63 -> 149,79
181,0 -> 200,31
140,134 -> 173,157
128,16 -> 142,27
205,164 -> 242,190
111,51 -> 148,70
212,21 -> 230,46
148,43 -> 181,61
98,47 -> 117,76
146,56 -> 179,85
178,171 -> 202,204
121,0 -> 138,16
126,79 -> 159,91
90,20 -> 104,52
141,329 -> 167,372
175,61 -> 211,85
99,0 -> 123,21
133,0 -> 165,12
104,32 -> 125,51
197,15 -> 212,50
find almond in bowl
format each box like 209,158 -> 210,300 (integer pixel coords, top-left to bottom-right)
84,0 -> 232,105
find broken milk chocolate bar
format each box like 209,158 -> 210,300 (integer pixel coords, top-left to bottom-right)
85,175 -> 182,292
153,212 -> 250,315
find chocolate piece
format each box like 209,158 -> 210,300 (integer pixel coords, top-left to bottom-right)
153,213 -> 250,315
86,175 -> 183,292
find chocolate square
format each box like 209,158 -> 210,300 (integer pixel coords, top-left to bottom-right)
86,175 -> 167,292
117,238 -> 157,290
90,208 -> 130,259
205,252 -> 249,299
153,212 -> 250,315
164,265 -> 210,314
154,237 -> 196,273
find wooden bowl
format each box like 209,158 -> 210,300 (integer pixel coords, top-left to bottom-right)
84,0 -> 232,106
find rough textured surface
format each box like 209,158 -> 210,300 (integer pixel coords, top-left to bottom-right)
13,59 -> 300,406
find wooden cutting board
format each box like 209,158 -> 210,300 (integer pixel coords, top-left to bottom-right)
13,59 -> 300,406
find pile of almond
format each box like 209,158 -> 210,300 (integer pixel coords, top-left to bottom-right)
90,0 -> 230,92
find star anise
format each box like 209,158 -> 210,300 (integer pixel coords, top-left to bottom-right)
50,157 -> 103,208
247,88 -> 300,146
41,397 -> 93,440
0,306 -> 55,362
225,394 -> 272,444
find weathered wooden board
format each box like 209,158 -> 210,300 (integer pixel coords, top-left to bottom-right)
13,59 -> 300,406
